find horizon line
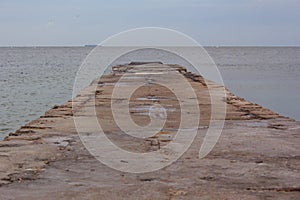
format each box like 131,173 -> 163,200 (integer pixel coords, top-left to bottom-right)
0,45 -> 299,48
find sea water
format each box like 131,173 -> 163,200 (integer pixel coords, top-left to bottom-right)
0,47 -> 299,139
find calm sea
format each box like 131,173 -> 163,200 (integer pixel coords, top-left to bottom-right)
0,47 -> 299,139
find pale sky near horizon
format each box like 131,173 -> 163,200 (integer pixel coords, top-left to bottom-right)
0,0 -> 299,46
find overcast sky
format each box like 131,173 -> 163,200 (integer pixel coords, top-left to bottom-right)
0,0 -> 299,46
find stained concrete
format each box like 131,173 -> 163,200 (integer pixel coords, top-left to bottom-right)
0,63 -> 299,199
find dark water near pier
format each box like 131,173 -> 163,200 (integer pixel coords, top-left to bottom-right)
0,47 -> 299,139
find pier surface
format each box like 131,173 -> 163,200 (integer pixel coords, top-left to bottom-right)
0,63 -> 299,199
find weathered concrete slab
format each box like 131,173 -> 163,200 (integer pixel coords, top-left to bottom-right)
0,63 -> 299,199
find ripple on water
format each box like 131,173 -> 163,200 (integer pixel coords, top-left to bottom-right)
1,47 -> 300,140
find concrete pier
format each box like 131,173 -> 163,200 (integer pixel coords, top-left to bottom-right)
0,63 -> 299,199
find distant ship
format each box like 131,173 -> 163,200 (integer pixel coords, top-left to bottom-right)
84,44 -> 97,47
